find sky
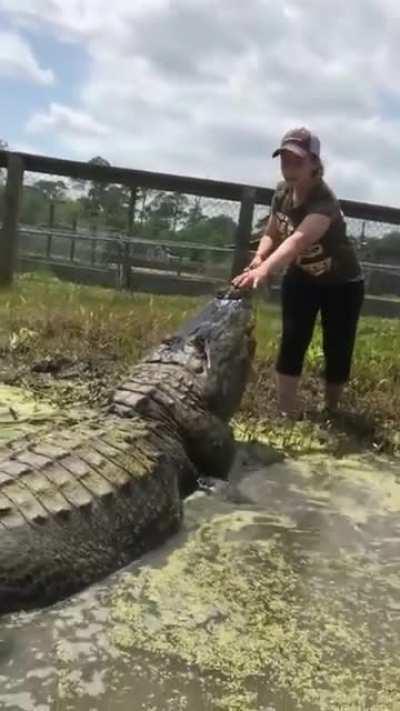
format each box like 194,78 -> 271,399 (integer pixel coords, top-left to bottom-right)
1,0 -> 400,205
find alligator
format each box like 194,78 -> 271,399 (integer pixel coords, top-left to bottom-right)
0,288 -> 254,614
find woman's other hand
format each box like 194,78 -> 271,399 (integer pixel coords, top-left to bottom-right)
231,262 -> 270,289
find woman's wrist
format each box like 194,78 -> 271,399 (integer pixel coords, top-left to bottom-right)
260,259 -> 271,276
255,234 -> 274,261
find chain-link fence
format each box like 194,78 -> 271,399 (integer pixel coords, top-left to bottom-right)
16,169 -> 244,293
250,203 -> 400,299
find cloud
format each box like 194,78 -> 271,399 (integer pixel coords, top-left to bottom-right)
3,0 -> 400,204
0,30 -> 54,85
26,103 -> 110,138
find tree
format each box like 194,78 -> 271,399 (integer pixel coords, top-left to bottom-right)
177,213 -> 237,262
25,179 -> 68,228
137,188 -> 158,227
202,215 -> 237,245
20,185 -> 48,225
103,185 -> 132,231
147,191 -> 190,233
32,179 -> 67,202
0,139 -> 9,187
77,156 -> 111,231
371,231 -> 400,263
87,156 -> 111,216
185,196 -> 204,227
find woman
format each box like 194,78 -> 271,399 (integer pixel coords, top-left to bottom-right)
232,127 -> 364,419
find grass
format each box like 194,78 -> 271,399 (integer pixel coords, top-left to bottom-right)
0,271 -> 204,363
0,272 -> 399,455
0,272 -> 206,411
241,298 -> 400,456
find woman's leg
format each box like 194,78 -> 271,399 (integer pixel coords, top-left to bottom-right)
276,275 -> 320,416
320,280 -> 365,411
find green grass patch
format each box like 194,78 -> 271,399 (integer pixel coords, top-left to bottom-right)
0,273 -> 205,414
241,300 -> 400,456
0,272 -> 205,362
0,273 -> 399,455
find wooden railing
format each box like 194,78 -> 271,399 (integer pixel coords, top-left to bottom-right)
2,149 -> 400,287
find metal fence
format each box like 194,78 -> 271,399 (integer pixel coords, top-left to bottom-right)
17,224 -> 235,292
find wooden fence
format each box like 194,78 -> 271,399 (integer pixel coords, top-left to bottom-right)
2,149 -> 400,288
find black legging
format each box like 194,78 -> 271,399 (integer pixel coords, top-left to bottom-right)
276,274 -> 365,384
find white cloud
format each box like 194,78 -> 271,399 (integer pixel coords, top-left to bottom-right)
27,102 -> 110,138
0,30 -> 54,85
3,0 -> 400,204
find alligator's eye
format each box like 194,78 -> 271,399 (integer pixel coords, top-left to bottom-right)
161,335 -> 179,347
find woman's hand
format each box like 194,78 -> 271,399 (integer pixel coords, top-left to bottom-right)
232,261 -> 271,289
247,253 -> 263,270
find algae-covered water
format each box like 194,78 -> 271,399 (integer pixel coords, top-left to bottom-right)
0,383 -> 97,450
0,433 -> 400,711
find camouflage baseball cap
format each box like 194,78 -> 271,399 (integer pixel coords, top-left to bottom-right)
272,127 -> 321,158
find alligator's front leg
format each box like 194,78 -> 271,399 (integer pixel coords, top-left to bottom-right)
183,412 -> 235,481
112,375 -> 235,481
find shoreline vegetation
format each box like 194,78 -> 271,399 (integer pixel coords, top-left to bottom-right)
0,273 -> 398,457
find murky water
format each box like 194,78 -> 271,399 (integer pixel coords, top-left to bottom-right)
1,444 -> 400,710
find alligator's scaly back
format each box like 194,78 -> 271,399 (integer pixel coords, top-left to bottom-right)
0,288 -> 254,614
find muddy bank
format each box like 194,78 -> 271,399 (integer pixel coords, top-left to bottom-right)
1,446 -> 400,710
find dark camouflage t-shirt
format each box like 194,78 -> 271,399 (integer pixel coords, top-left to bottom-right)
270,179 -> 362,283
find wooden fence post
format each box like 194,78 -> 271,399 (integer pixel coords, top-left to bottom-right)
231,186 -> 256,279
46,233 -> 53,259
90,238 -> 97,265
69,235 -> 76,262
0,153 -> 24,286
119,241 -> 131,289
128,187 -> 137,235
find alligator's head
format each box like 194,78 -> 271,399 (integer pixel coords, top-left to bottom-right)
171,286 -> 255,420
112,286 -> 255,488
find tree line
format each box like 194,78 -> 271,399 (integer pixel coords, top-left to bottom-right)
0,150 -> 238,262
